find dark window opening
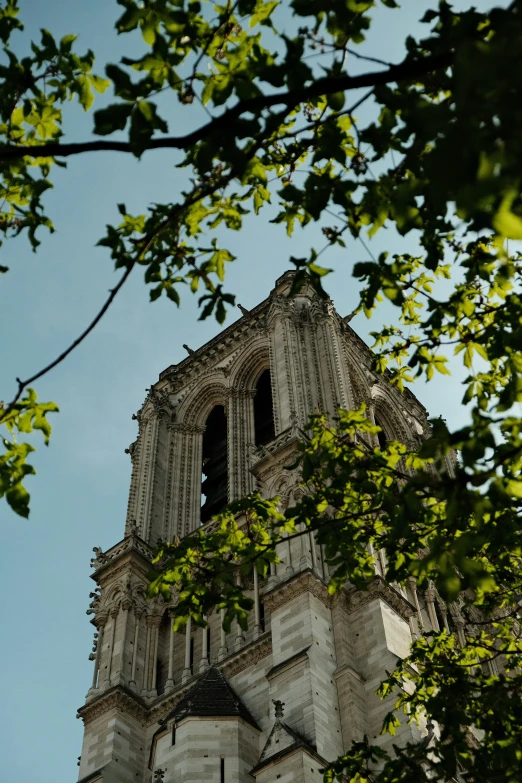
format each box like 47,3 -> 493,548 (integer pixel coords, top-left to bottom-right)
259,601 -> 265,633
375,417 -> 387,449
201,405 -> 228,523
171,723 -> 176,745
254,369 -> 275,446
220,758 -> 225,783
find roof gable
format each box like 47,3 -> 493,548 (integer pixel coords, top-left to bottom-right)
164,666 -> 260,730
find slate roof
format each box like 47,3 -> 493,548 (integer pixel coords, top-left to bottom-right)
164,666 -> 260,730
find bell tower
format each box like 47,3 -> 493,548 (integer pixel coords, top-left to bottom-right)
76,272 -> 447,783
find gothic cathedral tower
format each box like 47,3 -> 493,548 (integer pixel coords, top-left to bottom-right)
77,272 -> 443,783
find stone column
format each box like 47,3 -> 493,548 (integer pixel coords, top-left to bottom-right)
299,524 -> 312,570
234,573 -> 245,652
90,612 -> 108,692
451,606 -> 467,648
438,600 -> 450,633
268,559 -> 278,588
309,531 -> 319,574
149,616 -> 161,696
253,568 -> 262,640
165,610 -> 175,692
425,585 -> 440,632
141,618 -> 152,695
199,618 -> 210,673
285,535 -> 294,576
104,607 -> 119,688
218,608 -> 228,661
182,617 -> 192,683
320,544 -> 328,579
129,608 -> 142,691
118,597 -> 133,684
408,577 -> 425,634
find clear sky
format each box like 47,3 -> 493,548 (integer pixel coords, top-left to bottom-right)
0,1 -> 503,781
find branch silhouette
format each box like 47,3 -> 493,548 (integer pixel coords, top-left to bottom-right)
0,51 -> 452,161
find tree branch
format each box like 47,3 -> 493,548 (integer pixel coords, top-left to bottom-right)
0,51 -> 452,161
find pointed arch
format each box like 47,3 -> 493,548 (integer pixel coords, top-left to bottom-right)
371,385 -> 413,445
229,337 -> 271,390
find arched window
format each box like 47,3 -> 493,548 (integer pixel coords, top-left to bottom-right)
254,369 -> 275,446
201,405 -> 228,523
374,416 -> 387,449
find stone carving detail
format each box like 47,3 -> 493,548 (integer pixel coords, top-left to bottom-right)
90,547 -> 108,569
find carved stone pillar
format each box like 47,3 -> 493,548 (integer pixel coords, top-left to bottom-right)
425,585 -> 439,632
165,610 -> 175,692
408,577 -> 425,634
309,531 -> 319,574
104,607 -> 119,688
268,559 -> 278,588
118,597 -> 133,684
182,617 -> 192,683
285,535 -> 294,577
218,608 -> 228,661
234,573 -> 245,651
199,617 -> 210,673
129,608 -> 142,691
167,424 -> 205,540
90,611 -> 108,693
451,606 -> 467,648
141,616 -> 152,695
299,524 -> 312,570
149,615 -> 162,696
438,600 -> 450,633
253,568 -> 262,640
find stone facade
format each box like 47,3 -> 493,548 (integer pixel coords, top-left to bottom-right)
76,272 -> 457,783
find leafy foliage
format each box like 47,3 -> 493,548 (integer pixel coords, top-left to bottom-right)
0,390 -> 58,517
1,0 -> 522,779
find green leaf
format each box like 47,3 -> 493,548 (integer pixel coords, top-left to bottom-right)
93,103 -> 132,135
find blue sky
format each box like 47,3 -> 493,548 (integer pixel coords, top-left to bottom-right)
0,1 -> 503,781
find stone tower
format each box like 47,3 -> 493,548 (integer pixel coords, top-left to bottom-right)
77,272 -> 449,783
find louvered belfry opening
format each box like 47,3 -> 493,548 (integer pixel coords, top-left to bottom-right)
254,369 -> 275,446
201,405 -> 228,523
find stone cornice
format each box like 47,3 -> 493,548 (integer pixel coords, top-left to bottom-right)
333,575 -> 415,622
77,686 -> 148,727
263,568 -> 330,613
90,533 -> 154,582
263,569 -> 414,623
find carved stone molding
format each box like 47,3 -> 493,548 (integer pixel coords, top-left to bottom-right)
77,687 -> 148,727
263,569 -> 331,613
